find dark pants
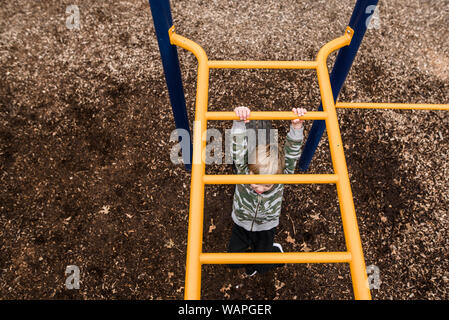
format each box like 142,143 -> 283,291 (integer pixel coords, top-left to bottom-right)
227,223 -> 283,274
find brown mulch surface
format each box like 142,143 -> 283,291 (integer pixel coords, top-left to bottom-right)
0,0 -> 448,299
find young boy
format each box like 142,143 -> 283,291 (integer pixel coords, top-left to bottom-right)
229,106 -> 307,277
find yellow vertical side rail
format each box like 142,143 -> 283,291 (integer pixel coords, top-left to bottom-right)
316,27 -> 371,300
170,26 -> 209,300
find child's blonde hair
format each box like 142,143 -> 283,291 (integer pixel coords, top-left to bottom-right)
248,144 -> 284,175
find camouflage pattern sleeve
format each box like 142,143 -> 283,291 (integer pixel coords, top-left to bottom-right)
231,120 -> 249,174
283,125 -> 304,174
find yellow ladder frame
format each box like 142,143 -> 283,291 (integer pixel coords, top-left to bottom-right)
166,19 -> 449,299
165,25 -> 445,301
168,24 -> 449,300
169,26 -> 373,300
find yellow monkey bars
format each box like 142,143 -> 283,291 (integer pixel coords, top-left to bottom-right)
168,25 -> 449,300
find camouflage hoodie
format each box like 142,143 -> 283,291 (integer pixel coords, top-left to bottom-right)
231,120 -> 304,231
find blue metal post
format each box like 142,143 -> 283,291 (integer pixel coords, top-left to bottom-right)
149,0 -> 192,171
298,0 -> 379,172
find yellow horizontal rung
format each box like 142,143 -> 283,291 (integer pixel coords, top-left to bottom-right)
200,252 -> 352,264
205,111 -> 328,120
336,102 -> 449,111
203,174 -> 338,184
208,60 -> 318,69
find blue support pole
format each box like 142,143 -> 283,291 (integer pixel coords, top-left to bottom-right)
298,0 -> 379,172
148,0 -> 192,171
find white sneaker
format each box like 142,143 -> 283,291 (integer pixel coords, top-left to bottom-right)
244,270 -> 257,278
273,243 -> 285,268
273,243 -> 284,253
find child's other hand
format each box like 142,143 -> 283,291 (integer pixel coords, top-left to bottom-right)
291,108 -> 307,129
234,106 -> 251,123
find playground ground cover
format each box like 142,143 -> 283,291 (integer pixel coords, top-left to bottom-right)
0,0 -> 448,299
